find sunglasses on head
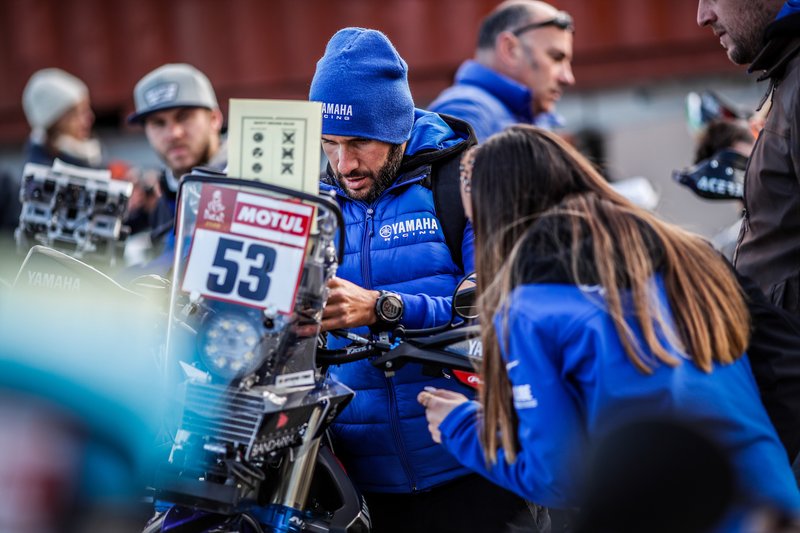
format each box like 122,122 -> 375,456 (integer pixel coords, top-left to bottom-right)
512,11 -> 574,36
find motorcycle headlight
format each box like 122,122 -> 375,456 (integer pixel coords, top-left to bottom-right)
198,312 -> 264,379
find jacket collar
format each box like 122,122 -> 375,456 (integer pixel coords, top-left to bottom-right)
749,13 -> 800,81
454,60 -> 534,123
398,111 -> 475,173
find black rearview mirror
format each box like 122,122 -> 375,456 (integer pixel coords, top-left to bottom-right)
453,273 -> 478,320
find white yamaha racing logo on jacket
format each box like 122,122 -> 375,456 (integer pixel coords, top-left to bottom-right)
379,216 -> 440,241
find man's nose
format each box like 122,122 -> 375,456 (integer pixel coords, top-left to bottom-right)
167,121 -> 185,140
696,1 -> 715,27
336,147 -> 358,176
559,62 -> 576,86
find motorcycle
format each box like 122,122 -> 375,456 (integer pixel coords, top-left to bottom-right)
145,169 -> 481,533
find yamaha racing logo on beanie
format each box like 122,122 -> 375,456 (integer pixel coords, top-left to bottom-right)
321,102 -> 353,121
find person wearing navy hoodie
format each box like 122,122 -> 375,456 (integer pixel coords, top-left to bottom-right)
309,28 -> 534,533
124,63 -> 226,275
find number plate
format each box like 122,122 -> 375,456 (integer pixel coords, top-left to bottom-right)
181,185 -> 313,314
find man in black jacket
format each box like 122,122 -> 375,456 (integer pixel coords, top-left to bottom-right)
697,1 -> 800,316
698,0 -> 800,472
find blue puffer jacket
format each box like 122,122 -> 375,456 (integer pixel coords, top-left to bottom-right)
323,109 -> 477,493
428,60 -> 564,143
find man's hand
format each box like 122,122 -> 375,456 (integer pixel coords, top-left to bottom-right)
417,387 -> 470,443
321,277 -> 380,331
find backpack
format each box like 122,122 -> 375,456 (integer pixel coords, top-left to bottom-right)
425,154 -> 468,271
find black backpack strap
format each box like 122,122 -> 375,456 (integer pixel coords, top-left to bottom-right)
431,155 -> 467,271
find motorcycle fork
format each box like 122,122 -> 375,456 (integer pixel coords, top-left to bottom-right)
270,399 -> 330,510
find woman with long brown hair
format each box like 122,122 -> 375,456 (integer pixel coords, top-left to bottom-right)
418,125 -> 799,515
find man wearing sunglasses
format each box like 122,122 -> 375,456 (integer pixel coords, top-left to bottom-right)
429,0 -> 575,142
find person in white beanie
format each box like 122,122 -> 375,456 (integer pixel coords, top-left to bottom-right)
21,68 -> 102,168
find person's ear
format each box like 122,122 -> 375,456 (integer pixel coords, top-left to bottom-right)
495,31 -> 523,71
210,108 -> 224,133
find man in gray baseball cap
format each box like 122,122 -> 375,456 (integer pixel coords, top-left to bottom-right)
129,63 -> 227,247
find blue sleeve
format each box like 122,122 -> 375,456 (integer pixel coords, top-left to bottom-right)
438,307 -> 586,508
400,292 -> 454,329
396,221 -> 475,329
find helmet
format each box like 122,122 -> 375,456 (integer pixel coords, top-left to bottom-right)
672,149 -> 746,201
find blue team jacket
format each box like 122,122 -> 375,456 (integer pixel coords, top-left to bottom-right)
439,280 -> 800,514
324,109 -> 477,493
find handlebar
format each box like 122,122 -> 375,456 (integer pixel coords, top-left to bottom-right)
315,323 -> 480,373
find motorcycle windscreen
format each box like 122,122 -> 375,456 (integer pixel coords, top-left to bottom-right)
165,177 -> 334,391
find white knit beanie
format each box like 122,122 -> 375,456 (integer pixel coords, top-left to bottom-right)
22,68 -> 88,135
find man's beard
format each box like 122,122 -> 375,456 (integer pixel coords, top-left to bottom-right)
335,143 -> 404,204
166,140 -> 214,179
729,30 -> 765,65
728,3 -> 775,65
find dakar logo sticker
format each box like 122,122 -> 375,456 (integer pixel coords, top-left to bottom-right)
203,189 -> 226,223
321,102 -> 353,121
379,216 -> 440,242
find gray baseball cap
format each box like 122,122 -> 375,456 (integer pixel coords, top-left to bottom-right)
128,63 -> 218,124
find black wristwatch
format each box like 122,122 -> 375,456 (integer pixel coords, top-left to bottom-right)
373,290 -> 403,331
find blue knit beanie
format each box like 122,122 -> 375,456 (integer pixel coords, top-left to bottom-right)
309,28 -> 414,145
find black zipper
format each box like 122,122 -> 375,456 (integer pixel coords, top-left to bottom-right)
386,374 -> 417,491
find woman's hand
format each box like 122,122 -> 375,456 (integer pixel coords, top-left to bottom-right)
417,387 -> 469,443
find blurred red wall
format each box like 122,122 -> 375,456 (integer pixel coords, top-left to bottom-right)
0,0 -> 738,143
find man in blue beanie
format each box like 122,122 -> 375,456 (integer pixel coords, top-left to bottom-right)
429,0 -> 575,142
697,0 -> 800,319
309,28 -> 537,532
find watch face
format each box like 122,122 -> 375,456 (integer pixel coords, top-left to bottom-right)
379,294 -> 403,322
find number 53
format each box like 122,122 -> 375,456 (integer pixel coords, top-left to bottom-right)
207,237 -> 276,301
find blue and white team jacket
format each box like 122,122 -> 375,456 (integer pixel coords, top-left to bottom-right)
324,109 -> 477,493
439,280 -> 800,514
